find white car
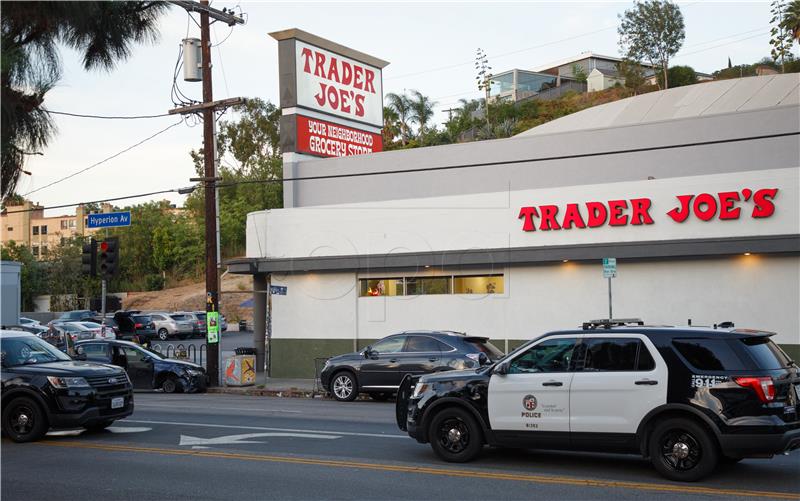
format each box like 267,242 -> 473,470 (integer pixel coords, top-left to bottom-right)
19,317 -> 44,328
78,321 -> 116,340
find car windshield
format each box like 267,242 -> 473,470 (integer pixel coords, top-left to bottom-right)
1,336 -> 72,366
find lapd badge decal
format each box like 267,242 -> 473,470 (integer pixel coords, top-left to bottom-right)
523,394 -> 538,411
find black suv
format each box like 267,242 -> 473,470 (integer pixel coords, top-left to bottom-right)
396,320 -> 800,482
0,330 -> 134,442
321,331 -> 503,402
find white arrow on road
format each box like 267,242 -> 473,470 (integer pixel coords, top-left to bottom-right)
179,432 -> 341,446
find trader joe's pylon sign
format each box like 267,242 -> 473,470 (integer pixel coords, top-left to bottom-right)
271,28 -> 388,158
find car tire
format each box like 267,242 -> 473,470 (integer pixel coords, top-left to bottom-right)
369,392 -> 392,401
85,420 -> 115,432
2,397 -> 48,443
158,329 -> 169,341
161,375 -> 183,394
331,371 -> 358,402
648,417 -> 718,482
429,407 -> 483,463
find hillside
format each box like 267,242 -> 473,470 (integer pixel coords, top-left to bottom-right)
123,273 -> 253,324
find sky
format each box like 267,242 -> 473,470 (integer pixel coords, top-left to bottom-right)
19,0 -> 791,215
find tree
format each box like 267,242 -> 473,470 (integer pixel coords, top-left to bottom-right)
782,0 -> 800,41
571,64 -> 588,83
1,1 -> 169,202
382,106 -> 400,146
408,90 -> 436,145
475,48 -> 493,128
618,0 -> 685,90
771,0 -> 796,72
617,58 -> 647,94
658,65 -> 697,88
385,92 -> 413,145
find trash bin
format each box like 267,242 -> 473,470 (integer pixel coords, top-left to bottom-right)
224,347 -> 256,387
238,320 -> 247,331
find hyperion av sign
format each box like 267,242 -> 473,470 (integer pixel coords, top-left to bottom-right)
271,28 -> 389,158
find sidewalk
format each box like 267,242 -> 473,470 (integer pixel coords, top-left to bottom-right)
207,373 -> 322,398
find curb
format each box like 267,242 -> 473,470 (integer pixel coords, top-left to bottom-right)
206,387 -> 375,401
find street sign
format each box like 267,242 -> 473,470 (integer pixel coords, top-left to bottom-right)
270,285 -> 287,295
207,311 -> 220,343
602,258 -> 617,278
87,211 -> 131,229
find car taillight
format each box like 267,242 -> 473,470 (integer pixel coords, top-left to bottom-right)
135,323 -> 142,329
734,376 -> 775,403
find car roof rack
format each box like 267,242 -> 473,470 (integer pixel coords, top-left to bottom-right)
582,318 -> 644,330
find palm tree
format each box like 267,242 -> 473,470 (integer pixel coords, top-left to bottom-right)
384,92 -> 412,146
782,0 -> 800,41
408,90 -> 436,145
1,1 -> 169,201
382,106 -> 400,145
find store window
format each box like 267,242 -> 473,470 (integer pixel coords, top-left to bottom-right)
405,277 -> 451,295
32,226 -> 39,235
359,278 -> 403,297
453,275 -> 503,294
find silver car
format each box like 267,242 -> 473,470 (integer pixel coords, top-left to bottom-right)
148,312 -> 195,341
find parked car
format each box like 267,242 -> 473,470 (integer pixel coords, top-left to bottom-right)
52,322 -> 96,343
320,331 -> 504,402
76,321 -> 116,340
112,310 -> 143,341
183,311 -> 207,339
84,316 -> 121,337
76,339 -> 207,393
131,315 -> 157,341
1,325 -> 48,337
56,310 -> 96,322
18,317 -> 44,328
221,314 -> 228,332
396,319 -> 800,482
146,312 -> 195,341
0,330 -> 134,442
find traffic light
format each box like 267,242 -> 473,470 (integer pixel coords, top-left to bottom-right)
81,238 -> 97,277
98,237 -> 119,278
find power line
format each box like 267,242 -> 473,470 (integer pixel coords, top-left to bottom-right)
46,110 -> 172,120
3,188 -> 183,214
8,131 -> 796,214
215,131 -> 798,188
22,120 -> 185,197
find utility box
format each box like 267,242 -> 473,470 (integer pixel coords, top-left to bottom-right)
0,261 -> 22,326
182,38 -> 202,82
224,349 -> 256,386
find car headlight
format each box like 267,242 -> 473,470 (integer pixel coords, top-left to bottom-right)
47,376 -> 90,389
412,382 -> 429,398
184,369 -> 203,376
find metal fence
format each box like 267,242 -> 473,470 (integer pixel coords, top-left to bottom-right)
151,343 -> 207,367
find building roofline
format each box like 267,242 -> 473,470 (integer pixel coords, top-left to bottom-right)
531,52 -> 656,72
268,28 -> 390,69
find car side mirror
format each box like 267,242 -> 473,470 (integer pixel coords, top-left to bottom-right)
141,355 -> 151,363
494,361 -> 509,376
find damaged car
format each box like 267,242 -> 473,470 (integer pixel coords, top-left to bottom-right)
75,339 -> 207,393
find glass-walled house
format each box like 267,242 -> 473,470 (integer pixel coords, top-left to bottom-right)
488,69 -> 583,103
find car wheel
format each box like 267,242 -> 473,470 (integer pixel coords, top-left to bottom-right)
331,371 -> 358,402
429,407 -> 483,463
158,329 -> 168,341
369,392 -> 392,401
2,397 -> 48,443
648,418 -> 718,482
161,375 -> 183,394
85,420 -> 115,432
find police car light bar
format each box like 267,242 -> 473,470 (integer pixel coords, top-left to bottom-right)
582,318 -> 644,330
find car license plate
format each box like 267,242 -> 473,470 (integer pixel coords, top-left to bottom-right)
111,397 -> 124,409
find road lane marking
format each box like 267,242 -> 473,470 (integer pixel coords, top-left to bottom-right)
33,441 -> 799,500
125,419 -> 406,439
46,427 -> 152,437
135,403 -> 303,413
179,432 -> 340,446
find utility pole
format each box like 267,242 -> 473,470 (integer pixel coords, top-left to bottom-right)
169,0 -> 244,386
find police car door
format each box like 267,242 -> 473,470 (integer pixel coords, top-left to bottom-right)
488,336 -> 578,433
569,334 -> 667,436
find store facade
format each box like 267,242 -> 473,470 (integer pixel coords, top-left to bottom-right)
230,74 -> 800,378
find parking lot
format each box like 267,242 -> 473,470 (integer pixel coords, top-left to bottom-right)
3,392 -> 798,500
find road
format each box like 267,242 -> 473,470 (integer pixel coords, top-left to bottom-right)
2,393 -> 799,500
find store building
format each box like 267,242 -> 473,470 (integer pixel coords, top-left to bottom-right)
230,73 -> 800,378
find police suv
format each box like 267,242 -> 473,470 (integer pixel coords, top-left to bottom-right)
396,320 -> 800,481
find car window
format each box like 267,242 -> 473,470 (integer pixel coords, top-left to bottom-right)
578,338 -> 641,372
404,336 -> 446,353
371,336 -> 406,354
82,343 -> 110,361
133,315 -> 152,324
508,337 -> 578,374
171,314 -> 190,321
673,339 -> 747,371
464,337 -> 504,358
1,336 -> 72,366
738,337 -> 791,370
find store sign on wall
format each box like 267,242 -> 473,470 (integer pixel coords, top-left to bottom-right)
296,115 -> 382,158
296,40 -> 383,127
518,188 -> 779,232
